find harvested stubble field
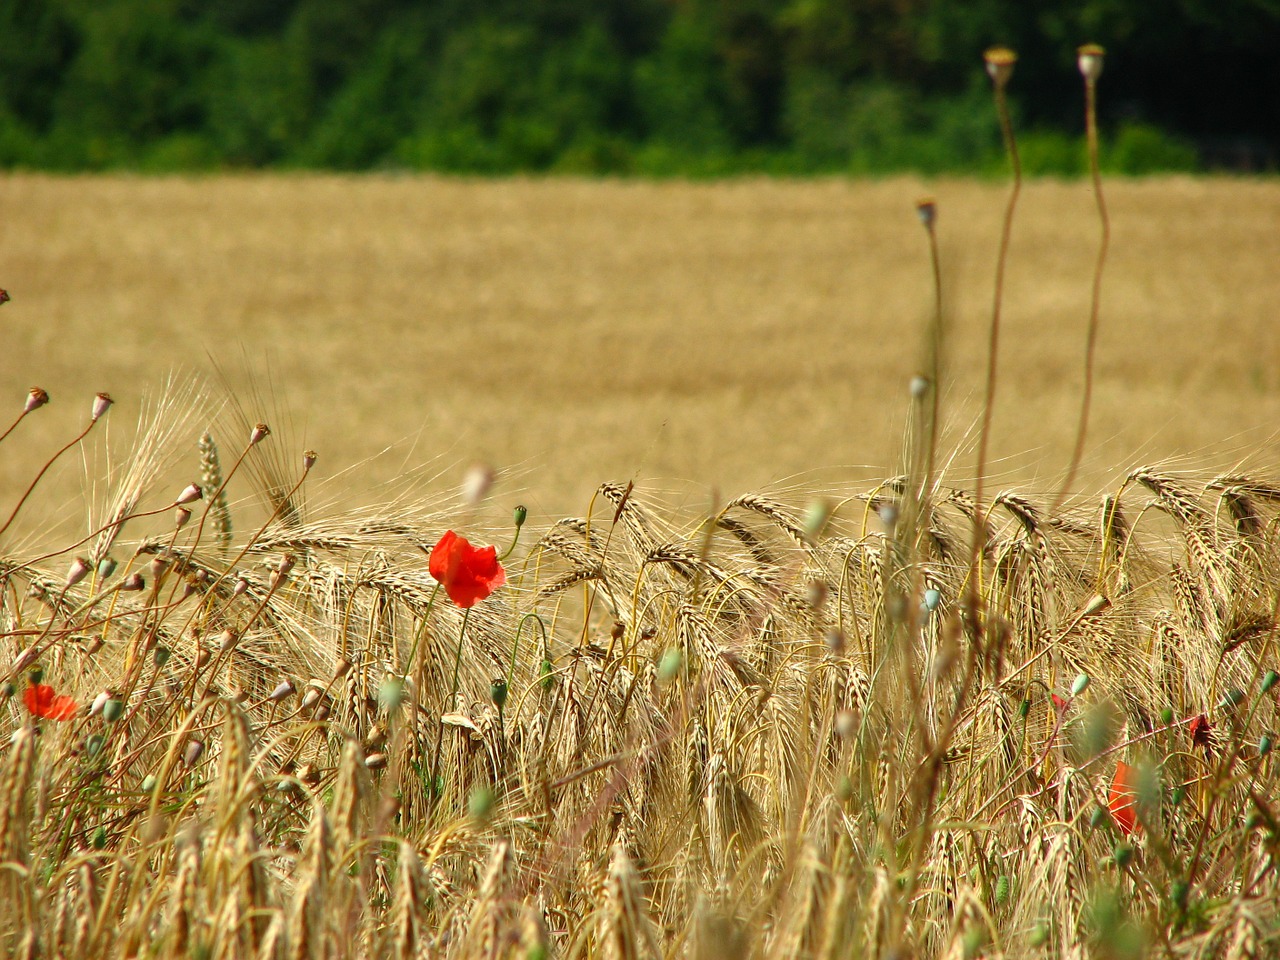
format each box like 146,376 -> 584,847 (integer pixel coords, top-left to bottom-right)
2,174 -> 1280,959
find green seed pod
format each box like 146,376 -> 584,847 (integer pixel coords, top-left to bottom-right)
0,681 -> 14,700
1259,733 -> 1274,757
97,556 -> 117,580
468,786 -> 495,822
86,734 -> 105,756
1160,708 -> 1174,726
1171,787 -> 1185,807
1071,673 -> 1090,697
1170,880 -> 1189,912
1090,804 -> 1109,830
658,647 -> 683,683
28,666 -> 44,686
995,874 -> 1011,906
490,677 -> 508,711
91,826 -> 107,850
378,677 -> 404,714
1221,687 -> 1245,710
1018,699 -> 1031,719
1113,843 -> 1134,869
102,698 -> 124,723
1244,810 -> 1263,832
1263,670 -> 1279,694
141,774 -> 157,793
153,645 -> 171,668
1028,923 -> 1050,948
834,775 -> 853,803
513,504 -> 527,529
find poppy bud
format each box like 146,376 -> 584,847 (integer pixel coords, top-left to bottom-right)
1077,43 -> 1105,83
1220,687 -> 1245,710
121,572 -> 145,591
984,47 -> 1016,88
490,677 -> 508,711
1113,842 -> 1134,869
513,504 -> 527,529
183,739 -> 204,767
153,645 -> 170,668
97,557 -> 117,580
1018,699 -> 1031,719
378,677 -> 404,713
91,393 -> 113,421
250,423 -> 270,445
66,557 -> 91,588
1160,708 -> 1174,726
658,647 -> 683,683
539,658 -> 555,691
1170,881 -> 1189,912
174,483 -> 203,505
25,387 -> 49,413
103,698 -> 124,722
468,785 -> 495,821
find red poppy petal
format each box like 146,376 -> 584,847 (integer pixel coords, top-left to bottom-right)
429,530 -> 460,584
1108,762 -> 1139,836
24,683 -> 78,720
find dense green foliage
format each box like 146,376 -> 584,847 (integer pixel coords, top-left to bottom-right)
0,0 -> 1275,175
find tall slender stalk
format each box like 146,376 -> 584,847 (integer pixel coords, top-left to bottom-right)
1054,44 -> 1109,514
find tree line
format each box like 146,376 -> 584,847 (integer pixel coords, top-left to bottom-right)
1,0 -> 1276,175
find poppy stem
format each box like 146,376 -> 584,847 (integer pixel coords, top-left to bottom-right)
428,606 -> 471,807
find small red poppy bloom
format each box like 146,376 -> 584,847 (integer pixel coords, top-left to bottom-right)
1188,714 -> 1212,750
24,682 -> 78,720
429,530 -> 506,608
1108,761 -> 1139,836
1050,693 -> 1069,713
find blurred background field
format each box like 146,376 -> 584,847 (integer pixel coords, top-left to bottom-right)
1,173 -> 1277,529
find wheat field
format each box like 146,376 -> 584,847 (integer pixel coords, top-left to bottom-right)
3,174 -> 1280,959
2,174 -> 1279,525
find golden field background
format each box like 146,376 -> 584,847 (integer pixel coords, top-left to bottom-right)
1,173 -> 1278,528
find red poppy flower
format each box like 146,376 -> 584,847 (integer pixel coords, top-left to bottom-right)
1108,761 -> 1139,836
429,530 -> 506,608
1188,714 -> 1212,750
1050,693 -> 1069,713
24,682 -> 78,720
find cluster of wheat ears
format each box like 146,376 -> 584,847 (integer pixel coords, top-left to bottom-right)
3,45 -> 1279,960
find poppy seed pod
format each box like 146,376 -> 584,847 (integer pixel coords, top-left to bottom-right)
96,556 -> 117,580
25,387 -> 49,413
183,739 -> 204,767
90,690 -> 111,716
490,677 -> 508,711
984,47 -> 1016,87
916,197 -> 937,230
303,449 -> 317,471
1077,43 -> 1105,83
250,423 -> 270,445
66,557 -> 92,588
91,393 -> 113,421
102,697 -> 124,723
175,483 -> 203,505
513,504 -> 527,528
174,506 -> 192,530
269,679 -> 296,702
121,572 -> 145,591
